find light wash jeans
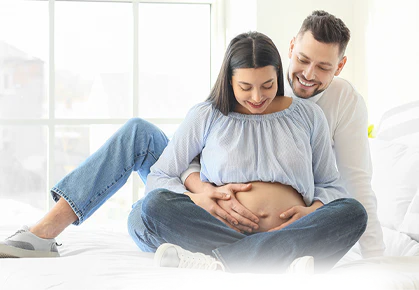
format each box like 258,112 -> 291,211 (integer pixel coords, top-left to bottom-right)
134,189 -> 367,273
51,118 -> 169,225
51,117 -> 367,273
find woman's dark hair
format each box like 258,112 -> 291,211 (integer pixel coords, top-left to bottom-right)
207,31 -> 284,115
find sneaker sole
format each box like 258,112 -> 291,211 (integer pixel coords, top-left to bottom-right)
0,243 -> 60,258
303,256 -> 314,276
153,243 -> 175,267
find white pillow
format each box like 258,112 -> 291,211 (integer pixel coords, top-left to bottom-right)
370,139 -> 419,230
399,188 -> 419,242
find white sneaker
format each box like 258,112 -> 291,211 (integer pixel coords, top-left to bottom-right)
154,243 -> 225,271
286,256 -> 314,275
0,226 -> 60,258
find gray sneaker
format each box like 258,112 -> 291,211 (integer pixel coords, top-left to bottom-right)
0,226 -> 60,258
286,256 -> 314,275
154,243 -> 225,271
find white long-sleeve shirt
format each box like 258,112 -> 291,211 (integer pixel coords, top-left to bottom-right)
286,77 -> 385,258
146,98 -> 348,206
180,77 -> 385,258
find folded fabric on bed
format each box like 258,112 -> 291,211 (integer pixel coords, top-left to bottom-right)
399,188 -> 419,242
370,139 -> 419,230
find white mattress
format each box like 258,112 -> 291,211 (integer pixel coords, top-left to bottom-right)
1,199 -> 419,290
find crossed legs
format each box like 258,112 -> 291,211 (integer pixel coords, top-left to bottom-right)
131,189 -> 368,273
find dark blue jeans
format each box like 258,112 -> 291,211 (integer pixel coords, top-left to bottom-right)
128,189 -> 367,273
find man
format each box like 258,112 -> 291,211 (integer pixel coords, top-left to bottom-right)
183,10 -> 385,259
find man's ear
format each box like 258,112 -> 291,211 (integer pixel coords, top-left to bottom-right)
288,37 -> 296,59
334,56 -> 347,76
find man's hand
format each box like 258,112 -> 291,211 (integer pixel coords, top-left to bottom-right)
268,201 -> 324,232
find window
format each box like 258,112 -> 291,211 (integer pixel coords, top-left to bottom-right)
0,0 -> 221,227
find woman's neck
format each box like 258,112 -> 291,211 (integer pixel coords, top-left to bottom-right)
260,96 -> 293,115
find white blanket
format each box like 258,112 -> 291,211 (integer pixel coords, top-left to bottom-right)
1,218 -> 419,290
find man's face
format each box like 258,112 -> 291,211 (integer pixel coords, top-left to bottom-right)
287,31 -> 347,99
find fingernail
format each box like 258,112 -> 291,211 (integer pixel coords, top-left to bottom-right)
280,214 -> 285,218
226,194 -> 230,198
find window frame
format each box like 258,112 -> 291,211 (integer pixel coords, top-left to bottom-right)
0,0 -> 225,210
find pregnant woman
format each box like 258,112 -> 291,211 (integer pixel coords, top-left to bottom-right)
132,31 -> 367,274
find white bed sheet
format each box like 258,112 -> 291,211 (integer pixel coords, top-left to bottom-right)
1,218 -> 419,290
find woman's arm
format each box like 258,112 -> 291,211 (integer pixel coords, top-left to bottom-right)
145,103 -> 215,194
145,103 -> 257,231
310,105 -> 349,204
268,103 -> 348,231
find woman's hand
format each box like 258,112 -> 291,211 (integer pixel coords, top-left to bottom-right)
267,201 -> 324,232
216,184 -> 259,233
184,172 -> 259,233
185,189 -> 248,232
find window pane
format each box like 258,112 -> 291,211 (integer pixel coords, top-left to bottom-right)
55,2 -> 133,119
0,1 -> 48,119
0,125 -> 47,210
138,3 -> 211,118
157,123 -> 180,140
54,124 -> 133,225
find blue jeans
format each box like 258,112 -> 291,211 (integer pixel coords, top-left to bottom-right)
134,189 -> 367,273
51,118 -> 169,225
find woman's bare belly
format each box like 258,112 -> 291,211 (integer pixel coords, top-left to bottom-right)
235,182 -> 306,232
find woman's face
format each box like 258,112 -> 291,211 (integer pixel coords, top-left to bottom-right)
231,65 -> 278,115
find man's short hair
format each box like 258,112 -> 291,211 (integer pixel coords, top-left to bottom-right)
298,10 -> 350,58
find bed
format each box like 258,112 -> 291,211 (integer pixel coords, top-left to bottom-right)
1,101 -> 419,290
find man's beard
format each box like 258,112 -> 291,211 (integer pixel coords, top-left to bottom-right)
287,72 -> 324,99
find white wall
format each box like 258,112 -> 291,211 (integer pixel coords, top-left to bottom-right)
365,0 -> 419,124
225,0 -> 257,42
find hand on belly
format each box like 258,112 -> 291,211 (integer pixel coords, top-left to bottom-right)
235,182 -> 306,232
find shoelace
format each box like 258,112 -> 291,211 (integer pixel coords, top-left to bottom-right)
6,229 -> 62,247
6,229 -> 26,240
178,252 -> 225,271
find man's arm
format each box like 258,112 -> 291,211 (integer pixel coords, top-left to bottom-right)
320,80 -> 385,258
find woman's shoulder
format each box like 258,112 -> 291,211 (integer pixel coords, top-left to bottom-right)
190,101 -> 221,112
183,101 -> 223,127
293,97 -> 325,118
187,101 -> 219,117
291,98 -> 329,133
